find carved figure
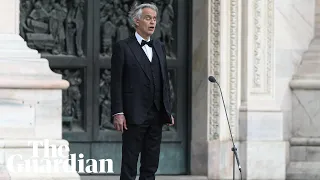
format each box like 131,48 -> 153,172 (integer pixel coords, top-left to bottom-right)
101,16 -> 117,56
50,0 -> 67,54
99,69 -> 114,130
19,0 -> 85,56
53,69 -> 83,131
116,18 -> 130,42
20,0 -> 34,40
163,71 -> 176,131
160,0 -> 174,57
66,0 -> 85,57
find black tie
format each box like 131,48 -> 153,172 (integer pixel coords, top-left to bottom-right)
141,40 -> 153,47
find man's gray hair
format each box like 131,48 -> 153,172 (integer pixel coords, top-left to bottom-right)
129,2 -> 158,27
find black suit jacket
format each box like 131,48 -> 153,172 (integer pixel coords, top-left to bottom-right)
111,36 -> 172,125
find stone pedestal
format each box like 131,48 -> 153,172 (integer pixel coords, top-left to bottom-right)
0,0 -> 80,179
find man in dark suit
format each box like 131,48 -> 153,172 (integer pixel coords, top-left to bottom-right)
111,3 -> 174,180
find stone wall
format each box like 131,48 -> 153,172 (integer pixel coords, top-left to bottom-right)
191,0 -> 316,179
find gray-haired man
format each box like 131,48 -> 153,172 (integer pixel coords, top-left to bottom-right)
111,3 -> 174,180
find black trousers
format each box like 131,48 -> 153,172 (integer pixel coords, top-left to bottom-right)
120,104 -> 164,180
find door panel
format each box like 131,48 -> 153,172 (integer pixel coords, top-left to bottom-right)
19,0 -> 189,175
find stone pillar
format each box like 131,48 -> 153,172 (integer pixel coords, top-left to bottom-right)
287,0 -> 320,178
240,0 -> 288,179
191,0 -> 242,179
0,0 -> 80,179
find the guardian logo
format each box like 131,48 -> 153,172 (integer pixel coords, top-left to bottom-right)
6,139 -> 114,174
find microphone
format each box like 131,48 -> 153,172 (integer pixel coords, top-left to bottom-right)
208,76 -> 216,83
208,76 -> 242,180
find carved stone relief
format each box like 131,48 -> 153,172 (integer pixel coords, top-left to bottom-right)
99,0 -> 175,58
209,0 -> 221,140
251,0 -> 274,95
99,69 -> 114,130
228,0 -> 239,139
162,69 -> 176,131
19,0 -> 85,57
208,0 -> 241,140
53,69 -> 83,131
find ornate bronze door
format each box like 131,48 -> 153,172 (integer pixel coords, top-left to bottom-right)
20,0 -> 190,175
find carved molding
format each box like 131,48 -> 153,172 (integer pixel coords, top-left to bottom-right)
229,0 -> 239,138
266,0 -> 274,95
209,0 -> 240,140
251,0 -> 274,95
209,0 -> 221,140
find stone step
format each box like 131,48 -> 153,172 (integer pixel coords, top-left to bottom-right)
305,45 -> 320,51
81,175 -> 208,180
286,162 -> 320,180
2,165 -> 80,180
0,49 -> 40,58
290,138 -> 320,161
290,137 -> 320,146
0,34 -> 33,50
0,40 -> 29,50
307,39 -> 320,50
302,51 -> 320,60
290,146 -> 320,161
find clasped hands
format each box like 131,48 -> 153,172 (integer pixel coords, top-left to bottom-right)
113,114 -> 175,132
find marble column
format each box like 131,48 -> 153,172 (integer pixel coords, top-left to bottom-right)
239,0 -> 288,179
191,0 -> 242,179
287,0 -> 320,178
0,0 -> 80,179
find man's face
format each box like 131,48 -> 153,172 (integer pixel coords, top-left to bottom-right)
135,8 -> 157,38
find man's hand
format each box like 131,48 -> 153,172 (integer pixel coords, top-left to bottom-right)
113,114 -> 127,132
167,115 -> 174,126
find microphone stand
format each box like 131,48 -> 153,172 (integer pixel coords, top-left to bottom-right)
211,79 -> 242,180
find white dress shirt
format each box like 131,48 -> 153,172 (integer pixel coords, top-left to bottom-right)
135,32 -> 153,61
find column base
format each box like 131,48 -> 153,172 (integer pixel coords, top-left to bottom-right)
239,103 -> 289,180
240,141 -> 288,180
0,34 -> 79,179
191,140 -> 242,180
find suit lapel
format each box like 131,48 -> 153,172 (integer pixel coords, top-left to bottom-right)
127,36 -> 151,80
153,40 -> 166,81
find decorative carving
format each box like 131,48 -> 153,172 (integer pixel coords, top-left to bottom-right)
99,0 -> 175,58
19,0 -> 85,57
229,0 -> 239,139
162,70 -> 176,131
251,0 -> 274,94
209,0 -> 221,140
99,69 -> 114,130
253,0 -> 262,88
266,0 -> 274,95
157,0 -> 174,58
53,69 -> 83,131
100,0 -> 132,56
